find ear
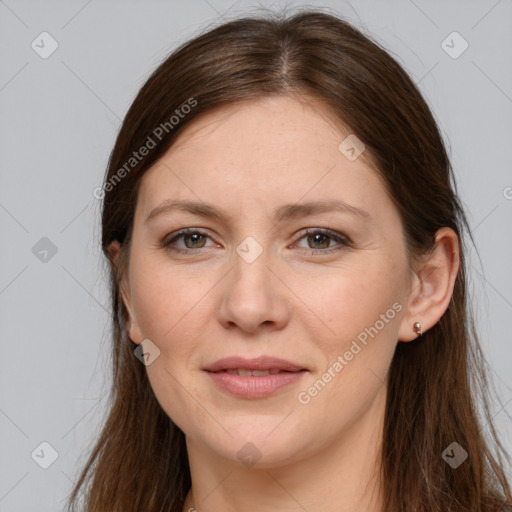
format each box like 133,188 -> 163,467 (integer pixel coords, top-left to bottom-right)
107,240 -> 144,345
397,227 -> 460,342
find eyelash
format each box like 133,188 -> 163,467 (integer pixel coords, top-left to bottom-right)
161,227 -> 351,256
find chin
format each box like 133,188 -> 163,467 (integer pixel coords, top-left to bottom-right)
200,420 -> 311,469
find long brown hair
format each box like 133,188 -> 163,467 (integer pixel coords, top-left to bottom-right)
65,8 -> 512,511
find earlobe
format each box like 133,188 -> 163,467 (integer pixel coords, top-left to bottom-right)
120,279 -> 144,345
121,283 -> 144,345
126,317 -> 143,345
107,240 -> 121,265
398,227 -> 460,342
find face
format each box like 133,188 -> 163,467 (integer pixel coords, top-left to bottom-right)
122,95 -> 414,468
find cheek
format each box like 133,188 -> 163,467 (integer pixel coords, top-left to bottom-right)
294,275 -> 403,438
130,257 -> 210,342
294,258 -> 405,346
299,258 -> 406,399
128,263 -> 214,431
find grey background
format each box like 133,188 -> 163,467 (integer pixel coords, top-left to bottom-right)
1,0 -> 511,510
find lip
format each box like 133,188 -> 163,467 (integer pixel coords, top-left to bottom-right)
203,356 -> 308,399
206,371 -> 307,399
203,356 -> 307,373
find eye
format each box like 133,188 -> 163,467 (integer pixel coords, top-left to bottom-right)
293,228 -> 351,255
161,228 -> 215,254
161,228 -> 351,256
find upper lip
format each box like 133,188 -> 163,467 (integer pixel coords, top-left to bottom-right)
203,356 -> 307,373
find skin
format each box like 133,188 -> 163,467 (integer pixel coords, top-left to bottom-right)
109,95 -> 460,512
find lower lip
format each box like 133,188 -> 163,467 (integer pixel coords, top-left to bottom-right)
205,370 -> 307,399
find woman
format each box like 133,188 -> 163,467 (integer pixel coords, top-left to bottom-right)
66,9 -> 512,512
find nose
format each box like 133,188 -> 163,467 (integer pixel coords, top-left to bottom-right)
216,243 -> 291,335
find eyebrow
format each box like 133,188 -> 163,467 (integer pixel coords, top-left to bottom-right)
145,198 -> 370,225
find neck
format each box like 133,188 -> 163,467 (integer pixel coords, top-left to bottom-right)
183,386 -> 386,512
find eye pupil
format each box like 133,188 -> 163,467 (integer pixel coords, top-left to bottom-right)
186,233 -> 206,248
308,233 -> 329,249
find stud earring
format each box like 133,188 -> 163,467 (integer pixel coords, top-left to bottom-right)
413,321 -> 422,338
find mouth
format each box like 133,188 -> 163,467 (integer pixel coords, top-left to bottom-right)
216,368 -> 300,376
203,356 -> 308,399
203,356 -> 307,373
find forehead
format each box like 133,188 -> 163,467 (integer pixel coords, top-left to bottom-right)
137,95 -> 386,220
165,95 -> 355,159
